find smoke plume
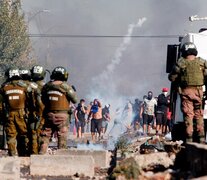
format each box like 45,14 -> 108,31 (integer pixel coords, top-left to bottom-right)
87,17 -> 147,103
98,17 -> 146,81
21,0 -> 207,100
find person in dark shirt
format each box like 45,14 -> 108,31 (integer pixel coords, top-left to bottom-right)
156,88 -> 170,135
101,104 -> 111,134
132,98 -> 142,131
74,99 -> 87,138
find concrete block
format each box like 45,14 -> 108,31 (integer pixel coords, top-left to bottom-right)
186,143 -> 207,177
55,149 -> 111,168
30,155 -> 95,177
19,157 -> 30,166
134,152 -> 174,169
0,157 -> 20,180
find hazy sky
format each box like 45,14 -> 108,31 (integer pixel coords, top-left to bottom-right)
21,0 -> 207,105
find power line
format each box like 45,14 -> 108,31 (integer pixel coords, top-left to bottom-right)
28,34 -> 181,39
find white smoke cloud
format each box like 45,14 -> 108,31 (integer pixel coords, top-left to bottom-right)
87,17 -> 147,104
21,1 -> 207,100
85,18 -> 147,149
95,17 -> 147,82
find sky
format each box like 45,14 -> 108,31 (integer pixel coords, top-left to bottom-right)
21,0 -> 207,106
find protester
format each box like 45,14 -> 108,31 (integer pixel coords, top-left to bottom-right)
121,100 -> 133,132
166,96 -> 173,133
101,104 -> 111,135
74,99 -> 87,138
87,99 -> 102,142
85,101 -> 93,133
156,88 -> 169,135
132,98 -> 142,131
140,91 -> 157,135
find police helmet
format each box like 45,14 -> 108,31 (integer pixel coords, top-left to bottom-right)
31,65 -> 46,81
181,42 -> 198,58
19,68 -> 31,81
5,67 -> 21,80
50,66 -> 68,81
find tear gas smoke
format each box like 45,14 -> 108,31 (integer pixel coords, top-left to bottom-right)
21,0 -> 207,150
86,18 -> 147,150
98,17 -> 147,81
77,143 -> 104,150
22,1 -> 207,100
87,17 -> 147,103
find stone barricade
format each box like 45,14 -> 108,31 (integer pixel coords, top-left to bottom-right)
55,149 -> 111,168
30,154 -> 95,177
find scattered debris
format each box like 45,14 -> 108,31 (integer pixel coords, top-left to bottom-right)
111,157 -> 140,180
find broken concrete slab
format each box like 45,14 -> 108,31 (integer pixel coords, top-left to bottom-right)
30,154 -> 95,177
133,152 -> 175,170
0,157 -> 20,180
19,157 -> 30,166
55,149 -> 111,168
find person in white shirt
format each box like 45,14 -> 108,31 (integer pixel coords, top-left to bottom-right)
140,91 -> 157,135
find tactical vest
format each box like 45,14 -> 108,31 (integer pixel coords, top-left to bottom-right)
36,81 -> 45,115
36,80 -> 45,89
43,82 -> 70,111
179,58 -> 205,87
29,81 -> 44,115
3,82 -> 27,110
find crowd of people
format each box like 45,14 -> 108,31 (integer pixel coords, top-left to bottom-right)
73,98 -> 111,142
120,88 -> 173,136
0,41 -> 207,157
71,87 -> 173,143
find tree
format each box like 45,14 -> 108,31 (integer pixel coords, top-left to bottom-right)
0,0 -> 36,81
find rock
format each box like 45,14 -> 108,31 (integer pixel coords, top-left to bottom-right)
134,152 -> 174,170
0,157 -> 20,180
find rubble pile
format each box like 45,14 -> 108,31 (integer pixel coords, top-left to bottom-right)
108,132 -> 190,180
1,131 -> 207,179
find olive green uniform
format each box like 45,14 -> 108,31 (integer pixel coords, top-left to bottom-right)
169,57 -> 207,142
39,81 -> 77,154
35,80 -> 45,135
0,94 -> 5,149
26,80 -> 45,154
0,80 -> 31,156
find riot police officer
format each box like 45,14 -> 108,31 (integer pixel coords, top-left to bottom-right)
169,42 -> 207,143
30,65 -> 46,154
0,68 -> 32,156
19,66 -> 45,154
19,68 -> 31,82
39,66 -> 78,154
